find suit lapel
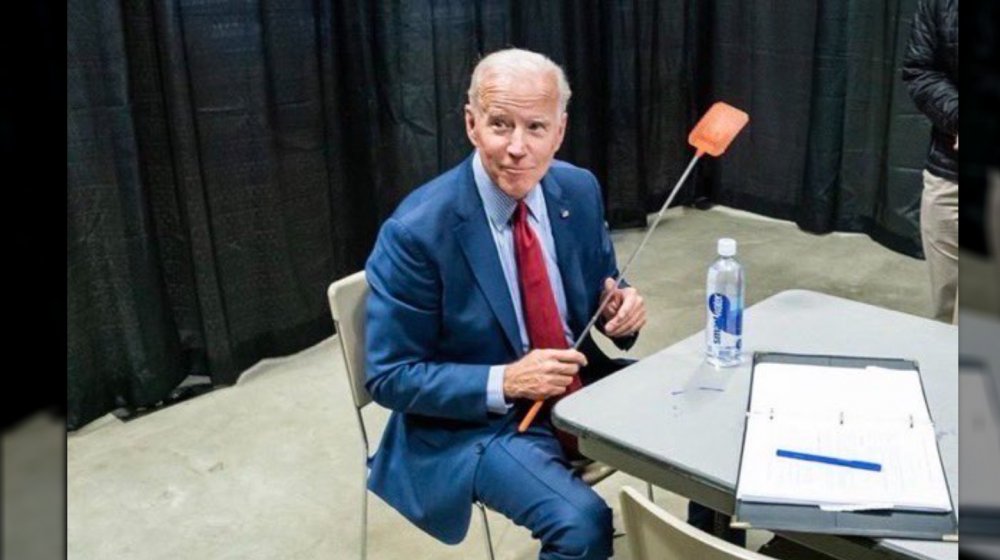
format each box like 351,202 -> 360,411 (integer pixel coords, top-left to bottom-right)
453,158 -> 522,355
542,173 -> 588,339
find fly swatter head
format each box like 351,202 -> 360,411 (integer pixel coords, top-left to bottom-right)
688,102 -> 749,157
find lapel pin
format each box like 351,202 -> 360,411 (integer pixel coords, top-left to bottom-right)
560,209 -> 570,219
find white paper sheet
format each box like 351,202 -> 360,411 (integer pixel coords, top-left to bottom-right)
736,362 -> 952,513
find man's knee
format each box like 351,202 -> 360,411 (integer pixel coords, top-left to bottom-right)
549,497 -> 614,559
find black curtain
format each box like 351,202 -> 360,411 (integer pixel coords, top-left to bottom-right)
67,0 -> 928,429
961,0 -> 999,255
694,0 -> 928,256
5,0 -> 65,427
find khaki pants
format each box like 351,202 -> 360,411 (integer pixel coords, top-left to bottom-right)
920,170 -> 959,324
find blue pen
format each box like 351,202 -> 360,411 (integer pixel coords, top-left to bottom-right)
776,449 -> 882,472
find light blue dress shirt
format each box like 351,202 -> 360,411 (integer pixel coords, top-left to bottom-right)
472,152 -> 575,414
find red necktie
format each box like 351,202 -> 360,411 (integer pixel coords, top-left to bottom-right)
512,201 -> 582,457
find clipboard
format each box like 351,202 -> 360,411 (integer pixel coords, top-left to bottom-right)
731,352 -> 959,541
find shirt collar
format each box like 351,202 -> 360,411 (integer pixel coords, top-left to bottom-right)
472,151 -> 544,231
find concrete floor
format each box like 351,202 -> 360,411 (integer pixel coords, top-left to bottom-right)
3,411 -> 65,560
64,205 -> 944,559
961,250 -> 1000,317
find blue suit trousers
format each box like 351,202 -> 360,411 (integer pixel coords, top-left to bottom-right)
473,420 -> 614,560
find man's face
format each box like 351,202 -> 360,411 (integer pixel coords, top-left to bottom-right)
465,70 -> 567,200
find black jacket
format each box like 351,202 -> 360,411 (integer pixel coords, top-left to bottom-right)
902,0 -> 958,183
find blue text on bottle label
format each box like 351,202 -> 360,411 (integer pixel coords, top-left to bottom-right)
708,293 -> 743,348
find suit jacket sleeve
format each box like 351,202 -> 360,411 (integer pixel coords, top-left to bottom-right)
364,217 -> 491,422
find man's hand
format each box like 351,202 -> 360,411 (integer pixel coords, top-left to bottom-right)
954,134 -> 959,151
600,278 -> 647,337
503,349 -> 587,401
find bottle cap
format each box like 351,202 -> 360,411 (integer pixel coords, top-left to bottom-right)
717,238 -> 737,257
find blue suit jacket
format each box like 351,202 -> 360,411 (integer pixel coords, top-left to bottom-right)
364,154 -> 633,543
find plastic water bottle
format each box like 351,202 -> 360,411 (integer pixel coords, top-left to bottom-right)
706,238 -> 744,367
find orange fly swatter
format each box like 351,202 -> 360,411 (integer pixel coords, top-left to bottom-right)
690,102 -> 749,157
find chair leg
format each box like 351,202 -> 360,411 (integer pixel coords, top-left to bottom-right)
646,482 -> 654,501
477,502 -> 496,560
361,461 -> 368,560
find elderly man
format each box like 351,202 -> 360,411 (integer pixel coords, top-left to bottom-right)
363,48 -> 646,559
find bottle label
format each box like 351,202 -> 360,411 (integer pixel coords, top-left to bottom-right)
708,293 -> 743,348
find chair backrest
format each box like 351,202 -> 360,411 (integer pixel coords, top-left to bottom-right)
327,271 -> 373,410
619,487 -> 770,560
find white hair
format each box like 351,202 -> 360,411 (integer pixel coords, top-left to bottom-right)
467,48 -> 572,113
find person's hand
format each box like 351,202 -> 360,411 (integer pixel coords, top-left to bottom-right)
600,278 -> 647,337
954,135 -> 959,151
503,349 -> 587,401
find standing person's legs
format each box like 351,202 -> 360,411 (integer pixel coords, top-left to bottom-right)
473,423 -> 614,560
920,170 -> 959,323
